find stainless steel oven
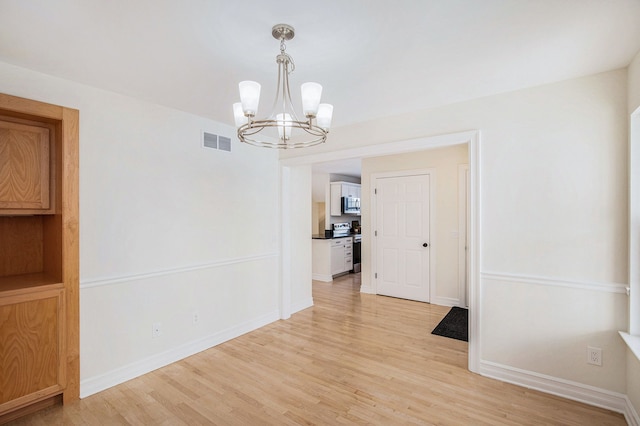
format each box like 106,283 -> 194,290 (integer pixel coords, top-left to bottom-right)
353,233 -> 361,273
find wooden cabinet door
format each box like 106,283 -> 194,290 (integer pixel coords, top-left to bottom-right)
0,120 -> 50,210
0,288 -> 65,413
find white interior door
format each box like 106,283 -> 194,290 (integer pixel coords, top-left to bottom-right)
375,173 -> 431,302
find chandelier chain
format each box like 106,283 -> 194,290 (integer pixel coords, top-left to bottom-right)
278,38 -> 295,74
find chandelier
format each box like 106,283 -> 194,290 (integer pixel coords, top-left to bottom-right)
233,24 -> 333,149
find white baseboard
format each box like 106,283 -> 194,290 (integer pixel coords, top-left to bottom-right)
431,296 -> 460,307
290,297 -> 314,315
360,285 -> 374,294
80,310 -> 280,398
625,395 -> 640,426
312,273 -> 332,282
479,360 -> 631,420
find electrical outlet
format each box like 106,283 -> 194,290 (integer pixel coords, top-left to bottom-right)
192,311 -> 199,324
152,322 -> 162,338
587,346 -> 602,366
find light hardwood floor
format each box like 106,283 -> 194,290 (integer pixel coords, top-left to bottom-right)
9,273 -> 625,425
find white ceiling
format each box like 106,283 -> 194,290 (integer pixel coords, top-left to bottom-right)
312,158 -> 363,178
1,0 -> 639,177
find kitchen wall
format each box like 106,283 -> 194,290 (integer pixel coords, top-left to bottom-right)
326,174 -> 362,229
281,69 -> 630,411
362,144 -> 468,306
312,172 -> 362,233
0,61 -> 281,397
312,172 -> 330,203
311,202 -> 325,236
311,172 -> 329,235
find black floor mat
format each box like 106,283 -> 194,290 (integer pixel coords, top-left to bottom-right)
431,307 -> 468,342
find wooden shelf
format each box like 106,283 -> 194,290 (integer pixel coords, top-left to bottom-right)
0,273 -> 63,297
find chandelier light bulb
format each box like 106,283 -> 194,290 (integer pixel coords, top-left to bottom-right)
233,102 -> 248,127
301,82 -> 323,117
276,113 -> 293,140
239,81 -> 261,116
317,104 -> 334,130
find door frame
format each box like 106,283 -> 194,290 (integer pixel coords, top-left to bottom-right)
280,129 -> 481,373
370,169 -> 436,302
458,164 -> 469,307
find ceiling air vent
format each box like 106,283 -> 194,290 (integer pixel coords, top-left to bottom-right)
202,132 -> 231,152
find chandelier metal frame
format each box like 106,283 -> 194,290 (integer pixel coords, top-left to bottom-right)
235,24 -> 332,149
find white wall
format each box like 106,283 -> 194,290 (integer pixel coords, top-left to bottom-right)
629,349 -> 640,423
0,61 -> 281,396
311,172 -> 329,203
285,165 -> 314,313
282,70 -> 629,399
362,144 -> 468,306
629,49 -> 640,113
628,48 -> 640,422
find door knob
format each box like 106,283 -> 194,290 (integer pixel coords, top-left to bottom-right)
423,243 -> 429,247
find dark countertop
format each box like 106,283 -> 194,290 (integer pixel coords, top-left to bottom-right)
312,234 -> 358,240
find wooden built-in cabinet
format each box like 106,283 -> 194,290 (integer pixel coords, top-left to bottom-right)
0,286 -> 65,411
0,120 -> 53,212
0,93 -> 78,423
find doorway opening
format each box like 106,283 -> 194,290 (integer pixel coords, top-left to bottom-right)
280,130 -> 480,373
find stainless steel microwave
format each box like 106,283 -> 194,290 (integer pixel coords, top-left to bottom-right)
341,197 -> 361,215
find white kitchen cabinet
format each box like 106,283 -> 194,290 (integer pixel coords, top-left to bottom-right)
331,240 -> 344,276
330,237 -> 353,276
312,239 -> 332,282
341,183 -> 360,198
313,237 -> 353,281
330,182 -> 361,216
344,238 -> 353,272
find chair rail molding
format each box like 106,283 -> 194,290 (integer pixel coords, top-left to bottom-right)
81,252 -> 279,289
481,271 -> 628,294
